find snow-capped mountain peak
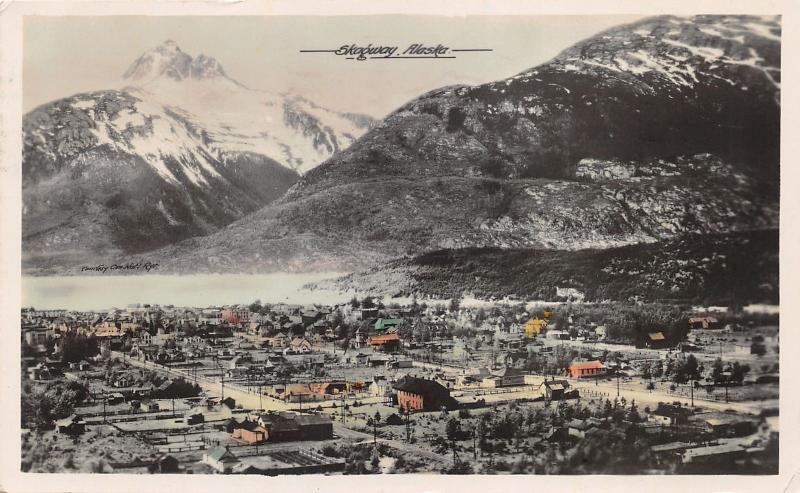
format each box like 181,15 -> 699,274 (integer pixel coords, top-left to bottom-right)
122,40 -> 229,84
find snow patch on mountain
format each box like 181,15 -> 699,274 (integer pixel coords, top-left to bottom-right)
116,41 -> 376,174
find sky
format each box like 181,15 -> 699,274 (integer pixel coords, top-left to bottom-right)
23,15 -> 643,117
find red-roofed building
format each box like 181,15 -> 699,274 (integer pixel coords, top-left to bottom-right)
368,333 -> 400,352
567,360 -> 606,379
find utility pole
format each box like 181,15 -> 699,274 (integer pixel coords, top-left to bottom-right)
404,405 -> 411,442
472,426 -> 477,460
340,392 -> 346,424
616,372 -> 620,398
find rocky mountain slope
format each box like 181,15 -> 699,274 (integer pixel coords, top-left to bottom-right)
23,41 -> 375,273
325,229 -> 779,305
140,15 -> 780,277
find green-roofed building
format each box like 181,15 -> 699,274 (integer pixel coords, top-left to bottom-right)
374,318 -> 404,331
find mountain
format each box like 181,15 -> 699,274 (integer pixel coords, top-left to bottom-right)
23,41 -> 376,273
141,15 -> 780,278
323,229 -> 779,306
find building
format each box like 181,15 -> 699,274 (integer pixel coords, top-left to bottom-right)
651,403 -> 692,426
231,420 -> 268,444
55,415 -> 86,435
393,375 -> 456,412
155,454 -> 180,473
539,379 -> 570,400
203,446 -> 239,473
356,308 -> 379,321
567,360 -> 606,379
546,330 -> 570,340
489,367 -> 525,387
369,376 -> 395,403
368,333 -> 401,352
524,319 -> 547,338
289,337 -> 313,353
374,318 -> 404,331
254,412 -> 334,442
688,317 -> 720,330
645,331 -> 670,349
222,308 -> 250,325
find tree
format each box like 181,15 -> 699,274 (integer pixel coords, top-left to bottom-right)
641,362 -> 652,381
664,359 -> 675,377
711,358 -> 725,384
652,362 -> 664,379
628,400 -> 641,423
730,362 -> 751,385
59,333 -> 100,363
751,341 -> 767,356
446,417 -> 462,442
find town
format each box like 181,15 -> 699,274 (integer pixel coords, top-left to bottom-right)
20,297 -> 779,475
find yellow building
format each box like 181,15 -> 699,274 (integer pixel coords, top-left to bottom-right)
524,318 -> 548,338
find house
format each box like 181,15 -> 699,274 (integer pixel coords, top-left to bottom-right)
546,330 -> 570,340
651,403 -> 692,426
366,353 -> 392,367
203,446 -> 239,473
688,317 -> 720,330
485,367 -> 525,387
645,332 -> 670,349
539,379 -> 570,400
594,326 -> 607,339
27,362 -> 53,381
269,333 -> 289,349
703,416 -> 757,438
524,319 -> 547,338
301,309 -> 321,327
386,358 -> 413,369
567,419 -> 595,439
458,367 -> 492,386
290,337 -> 313,353
55,415 -> 86,435
393,375 -> 456,412
499,367 -> 526,386
567,360 -> 606,379
155,454 -> 180,473
368,333 -> 401,352
357,308 -> 379,321
282,384 -> 315,403
544,426 -> 571,443
312,381 -> 349,395
231,420 -> 268,444
374,318 -> 404,332
369,376 -> 394,402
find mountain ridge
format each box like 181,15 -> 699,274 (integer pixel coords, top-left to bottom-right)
22,41 -> 376,272
126,15 -> 780,277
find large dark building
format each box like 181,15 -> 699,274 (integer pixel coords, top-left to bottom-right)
255,412 -> 333,442
393,375 -> 456,412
